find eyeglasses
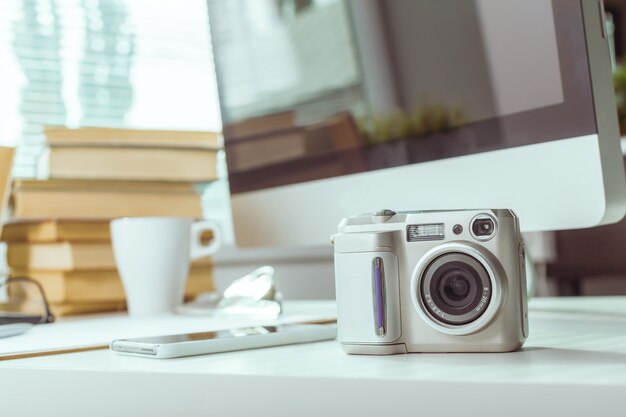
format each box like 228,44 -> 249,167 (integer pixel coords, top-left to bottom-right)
0,276 -> 55,326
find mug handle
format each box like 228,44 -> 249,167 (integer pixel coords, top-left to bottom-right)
189,220 -> 222,260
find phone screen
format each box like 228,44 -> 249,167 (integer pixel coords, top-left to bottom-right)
126,326 -> 281,344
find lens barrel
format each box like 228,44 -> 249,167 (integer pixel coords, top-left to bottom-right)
420,252 -> 492,325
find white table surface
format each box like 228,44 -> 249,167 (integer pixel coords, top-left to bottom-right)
2,297 -> 626,417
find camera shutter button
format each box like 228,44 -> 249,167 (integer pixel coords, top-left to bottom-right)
372,209 -> 396,223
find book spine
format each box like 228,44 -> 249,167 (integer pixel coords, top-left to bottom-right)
48,148 -> 218,182
9,267 -> 214,304
12,191 -> 203,219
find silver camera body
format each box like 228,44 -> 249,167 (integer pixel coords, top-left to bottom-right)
333,209 -> 528,354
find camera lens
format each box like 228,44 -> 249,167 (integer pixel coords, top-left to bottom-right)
472,218 -> 494,237
420,253 -> 492,325
440,271 -> 474,306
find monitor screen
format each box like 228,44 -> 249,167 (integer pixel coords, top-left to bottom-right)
208,0 -> 595,194
208,0 -> 624,250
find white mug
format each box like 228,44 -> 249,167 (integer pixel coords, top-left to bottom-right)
110,217 -> 221,316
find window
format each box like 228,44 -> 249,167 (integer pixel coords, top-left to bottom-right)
0,0 -> 233,242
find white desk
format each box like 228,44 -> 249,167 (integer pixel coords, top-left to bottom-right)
2,297 -> 626,417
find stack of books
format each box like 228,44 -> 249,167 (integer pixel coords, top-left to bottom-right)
1,219 -> 214,316
224,112 -> 363,173
4,127 -> 221,315
224,112 -> 367,193
11,127 -> 222,219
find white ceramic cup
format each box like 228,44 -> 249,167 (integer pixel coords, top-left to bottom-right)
110,217 -> 221,316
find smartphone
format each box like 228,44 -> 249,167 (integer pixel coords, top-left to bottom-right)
110,323 -> 337,359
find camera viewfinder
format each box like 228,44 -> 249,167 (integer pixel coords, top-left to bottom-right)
472,218 -> 495,237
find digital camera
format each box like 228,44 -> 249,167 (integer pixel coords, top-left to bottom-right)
332,209 -> 528,354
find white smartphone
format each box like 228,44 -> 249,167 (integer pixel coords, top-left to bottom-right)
110,323 -> 337,359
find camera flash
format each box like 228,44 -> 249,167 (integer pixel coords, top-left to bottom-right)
407,223 -> 445,242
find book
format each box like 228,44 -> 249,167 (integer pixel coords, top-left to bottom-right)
48,147 -> 218,182
1,219 -> 111,243
13,179 -> 196,192
226,113 -> 365,173
0,147 -> 14,237
306,113 -> 367,172
11,179 -> 202,219
308,112 -> 364,151
9,266 -> 214,304
223,111 -> 295,139
49,300 -> 127,317
226,129 -> 309,172
47,292 -> 208,317
7,241 -> 116,270
44,126 -> 222,149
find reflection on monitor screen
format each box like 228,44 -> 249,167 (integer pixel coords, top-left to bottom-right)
209,0 -> 594,194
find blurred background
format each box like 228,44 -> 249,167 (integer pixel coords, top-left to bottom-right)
1,0 -> 626,304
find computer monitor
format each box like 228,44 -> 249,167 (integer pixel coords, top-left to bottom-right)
208,0 -> 626,248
